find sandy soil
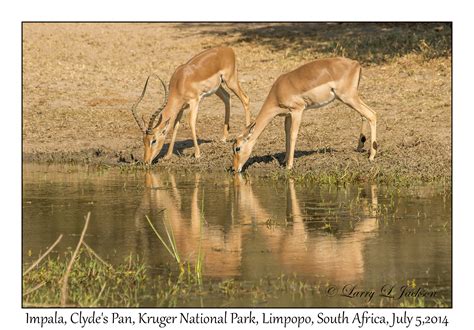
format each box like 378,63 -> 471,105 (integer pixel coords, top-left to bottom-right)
22,23 -> 451,183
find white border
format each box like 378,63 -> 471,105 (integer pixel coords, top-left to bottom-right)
3,0 -> 470,328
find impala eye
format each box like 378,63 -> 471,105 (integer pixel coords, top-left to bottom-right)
235,147 -> 241,153
151,139 -> 157,146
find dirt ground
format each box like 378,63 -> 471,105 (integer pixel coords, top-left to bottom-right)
22,23 -> 451,183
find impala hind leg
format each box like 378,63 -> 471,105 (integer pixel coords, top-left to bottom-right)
357,117 -> 370,152
164,110 -> 184,159
283,114 -> 291,164
339,95 -> 377,161
188,100 -> 201,159
224,72 -> 251,126
215,87 -> 231,142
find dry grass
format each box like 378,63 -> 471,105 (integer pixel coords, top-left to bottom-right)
22,23 -> 451,183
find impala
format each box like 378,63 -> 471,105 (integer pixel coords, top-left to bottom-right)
232,57 -> 377,172
131,47 -> 251,164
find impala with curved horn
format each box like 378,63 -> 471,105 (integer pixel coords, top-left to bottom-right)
232,57 -> 377,172
131,47 -> 251,165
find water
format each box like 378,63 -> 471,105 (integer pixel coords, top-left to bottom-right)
22,164 -> 451,307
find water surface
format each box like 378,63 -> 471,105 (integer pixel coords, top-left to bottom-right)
22,164 -> 451,307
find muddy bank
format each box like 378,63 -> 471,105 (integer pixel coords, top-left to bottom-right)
22,23 -> 451,184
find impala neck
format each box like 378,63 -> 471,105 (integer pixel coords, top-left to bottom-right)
161,99 -> 178,121
248,103 -> 282,144
153,96 -> 183,132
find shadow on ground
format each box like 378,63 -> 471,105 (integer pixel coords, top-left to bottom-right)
177,22 -> 451,64
154,138 -> 213,162
243,147 -> 335,171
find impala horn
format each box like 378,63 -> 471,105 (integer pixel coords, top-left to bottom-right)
130,76 -> 151,133
130,75 -> 168,134
146,77 -> 168,135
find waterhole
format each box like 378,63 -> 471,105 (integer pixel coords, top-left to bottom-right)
22,164 -> 451,307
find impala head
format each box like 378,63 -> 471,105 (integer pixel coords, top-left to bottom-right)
142,117 -> 171,165
130,75 -> 170,165
232,122 -> 256,172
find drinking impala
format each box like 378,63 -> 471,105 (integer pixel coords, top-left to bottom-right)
131,47 -> 251,164
232,57 -> 377,172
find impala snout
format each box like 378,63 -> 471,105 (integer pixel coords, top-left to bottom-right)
232,142 -> 241,172
143,148 -> 155,165
143,134 -> 166,165
232,155 -> 243,173
232,142 -> 252,173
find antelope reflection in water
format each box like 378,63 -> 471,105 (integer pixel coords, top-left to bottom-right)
233,176 -> 378,283
135,171 -> 242,277
135,172 -> 378,282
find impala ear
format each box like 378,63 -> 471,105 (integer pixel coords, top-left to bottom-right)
160,118 -> 171,134
153,114 -> 170,134
244,122 -> 256,141
153,113 -> 163,129
248,122 -> 256,134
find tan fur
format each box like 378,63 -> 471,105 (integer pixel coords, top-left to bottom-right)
232,57 -> 377,172
134,47 -> 251,164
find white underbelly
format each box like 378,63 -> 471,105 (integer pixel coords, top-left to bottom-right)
200,75 -> 223,98
201,85 -> 220,98
304,89 -> 336,110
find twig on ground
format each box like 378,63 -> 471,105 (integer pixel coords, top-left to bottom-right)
23,281 -> 46,297
23,234 -> 63,276
83,241 -> 114,270
90,283 -> 107,307
60,212 -> 91,307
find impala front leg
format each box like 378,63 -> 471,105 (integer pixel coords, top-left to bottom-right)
286,110 -> 303,170
188,100 -> 201,158
164,110 -> 184,159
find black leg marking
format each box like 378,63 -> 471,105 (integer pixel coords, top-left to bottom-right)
373,141 -> 378,150
357,134 -> 366,152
